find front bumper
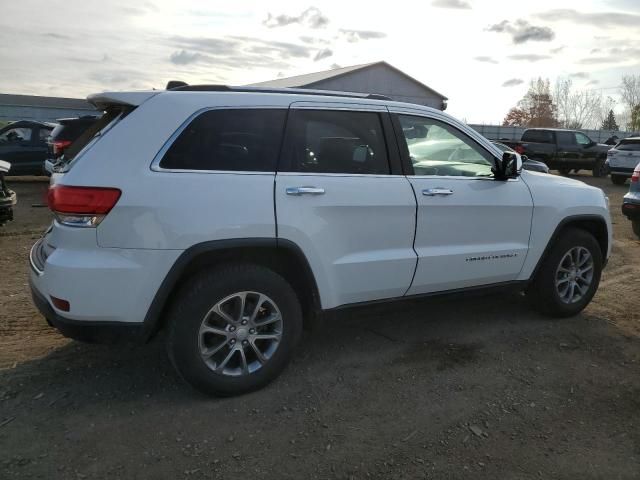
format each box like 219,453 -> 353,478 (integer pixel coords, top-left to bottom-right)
30,282 -> 143,343
609,166 -> 636,177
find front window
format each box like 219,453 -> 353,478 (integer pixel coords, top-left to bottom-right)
398,115 -> 494,177
575,132 -> 592,146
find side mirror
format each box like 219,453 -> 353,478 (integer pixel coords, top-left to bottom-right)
493,151 -> 519,180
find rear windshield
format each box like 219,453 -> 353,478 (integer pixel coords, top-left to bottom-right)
59,107 -> 131,169
50,120 -> 97,142
522,130 -> 554,143
616,139 -> 640,151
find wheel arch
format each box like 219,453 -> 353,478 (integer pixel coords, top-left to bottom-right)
142,238 -> 321,341
530,214 -> 609,281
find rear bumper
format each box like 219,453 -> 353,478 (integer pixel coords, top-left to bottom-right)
609,166 -> 636,176
30,281 -> 144,343
622,197 -> 640,221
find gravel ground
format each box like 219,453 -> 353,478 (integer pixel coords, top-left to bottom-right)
1,173 -> 639,479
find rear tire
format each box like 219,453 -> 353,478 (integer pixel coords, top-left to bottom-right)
558,168 -> 571,176
611,175 -> 627,185
592,158 -> 607,178
528,228 -> 602,317
167,263 -> 303,397
633,220 -> 640,239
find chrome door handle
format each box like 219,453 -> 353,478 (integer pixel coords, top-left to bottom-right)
422,188 -> 453,196
286,186 -> 325,196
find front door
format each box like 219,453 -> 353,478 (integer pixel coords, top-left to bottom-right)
275,104 -> 417,309
391,111 -> 534,295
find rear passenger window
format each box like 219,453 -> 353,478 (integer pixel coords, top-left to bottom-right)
281,110 -> 390,174
556,131 -> 575,145
159,109 -> 286,171
522,130 -> 554,144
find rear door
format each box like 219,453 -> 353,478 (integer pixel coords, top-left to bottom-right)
390,108 -> 533,295
275,103 -> 417,309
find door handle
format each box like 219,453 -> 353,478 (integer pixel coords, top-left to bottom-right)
286,186 -> 325,196
422,188 -> 453,196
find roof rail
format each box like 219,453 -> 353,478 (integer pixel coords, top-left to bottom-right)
166,82 -> 392,101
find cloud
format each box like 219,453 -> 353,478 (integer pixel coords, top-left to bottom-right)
587,79 -> 600,86
263,7 -> 329,29
507,54 -> 551,61
42,32 -> 71,40
569,72 -> 589,79
339,29 -> 387,42
577,56 -> 618,65
431,0 -> 471,9
550,45 -> 565,54
330,63 -> 342,69
535,9 -> 640,28
487,19 -> 555,44
474,56 -> 498,64
314,48 -> 333,61
169,50 -> 206,65
502,78 -> 524,87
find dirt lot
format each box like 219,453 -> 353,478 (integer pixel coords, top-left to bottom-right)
1,174 -> 639,479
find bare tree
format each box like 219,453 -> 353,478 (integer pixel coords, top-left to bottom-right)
553,78 -> 602,129
620,75 -> 640,130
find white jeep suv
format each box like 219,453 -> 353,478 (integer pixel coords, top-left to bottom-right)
30,85 -> 612,396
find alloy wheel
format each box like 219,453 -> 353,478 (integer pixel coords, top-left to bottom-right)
198,291 -> 283,376
554,247 -> 594,304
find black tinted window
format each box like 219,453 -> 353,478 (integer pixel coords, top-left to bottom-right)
556,131 -> 575,145
522,130 -> 554,143
617,139 -> 640,151
160,109 -> 286,171
282,110 -> 389,174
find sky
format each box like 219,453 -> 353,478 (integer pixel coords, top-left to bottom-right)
1,0 -> 639,124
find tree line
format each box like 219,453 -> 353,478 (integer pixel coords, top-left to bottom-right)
503,74 -> 640,132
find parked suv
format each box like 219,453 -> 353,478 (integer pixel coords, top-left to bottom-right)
503,128 -> 610,177
607,137 -> 640,185
30,86 -> 612,396
44,115 -> 99,177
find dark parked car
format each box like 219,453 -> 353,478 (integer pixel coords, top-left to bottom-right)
0,160 -> 16,226
622,162 -> 640,238
502,128 -> 610,177
491,141 -> 550,173
0,120 -> 54,175
44,116 -> 99,174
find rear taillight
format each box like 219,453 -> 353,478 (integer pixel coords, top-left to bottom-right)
47,185 -> 121,227
632,169 -> 639,183
514,145 -> 525,155
52,140 -> 72,156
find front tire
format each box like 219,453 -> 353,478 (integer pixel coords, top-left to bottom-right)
633,220 -> 640,239
558,168 -> 571,176
528,228 -> 603,317
611,175 -> 627,185
167,264 -> 303,396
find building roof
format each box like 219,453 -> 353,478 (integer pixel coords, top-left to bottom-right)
249,61 -> 447,100
0,93 -> 95,110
